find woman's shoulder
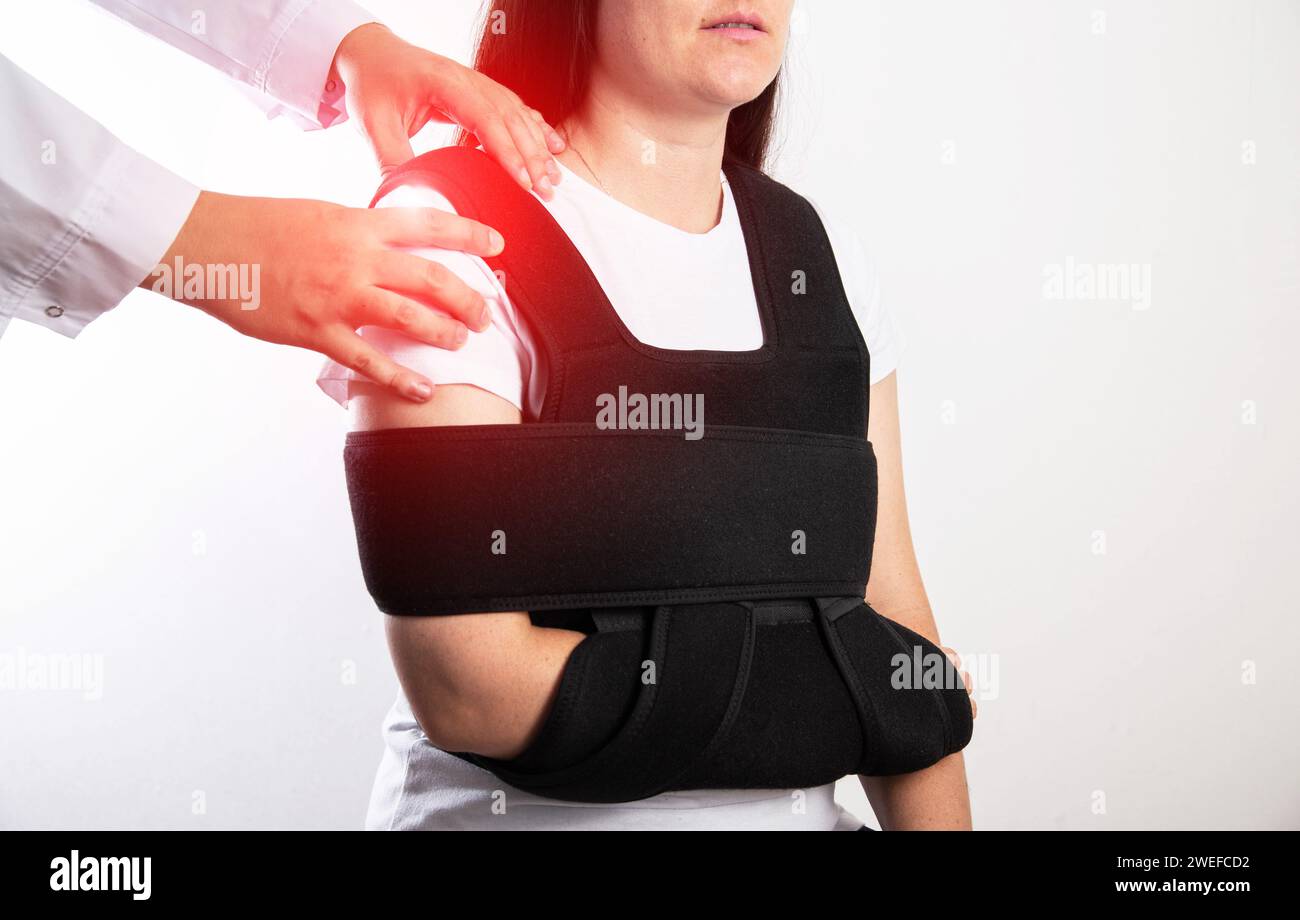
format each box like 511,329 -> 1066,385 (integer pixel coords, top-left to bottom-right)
316,157 -> 533,415
726,165 -> 872,278
800,194 -> 905,384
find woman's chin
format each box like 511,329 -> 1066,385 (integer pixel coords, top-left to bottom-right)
684,68 -> 777,110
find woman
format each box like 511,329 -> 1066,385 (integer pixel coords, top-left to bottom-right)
320,0 -> 975,830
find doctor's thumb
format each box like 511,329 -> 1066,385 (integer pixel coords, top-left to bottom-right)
363,114 -> 417,179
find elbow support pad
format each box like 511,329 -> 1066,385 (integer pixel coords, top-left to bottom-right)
345,426 -> 973,803
463,601 -> 973,804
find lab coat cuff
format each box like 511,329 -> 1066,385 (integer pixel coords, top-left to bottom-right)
11,145 -> 200,339
261,0 -> 377,130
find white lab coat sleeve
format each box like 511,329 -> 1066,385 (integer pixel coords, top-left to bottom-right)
87,0 -> 378,129
0,54 -> 201,340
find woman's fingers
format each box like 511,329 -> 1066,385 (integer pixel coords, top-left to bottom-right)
942,647 -> 969,689
321,327 -> 437,403
941,645 -> 978,718
371,250 -> 491,332
373,207 -> 504,257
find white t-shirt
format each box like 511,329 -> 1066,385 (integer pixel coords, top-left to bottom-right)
318,159 -> 902,831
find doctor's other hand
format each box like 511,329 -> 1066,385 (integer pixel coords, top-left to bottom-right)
331,22 -> 565,198
141,190 -> 504,402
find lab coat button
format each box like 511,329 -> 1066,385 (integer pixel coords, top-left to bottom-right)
45,305 -> 64,318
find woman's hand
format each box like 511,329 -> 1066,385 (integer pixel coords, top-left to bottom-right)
143,191 -> 505,402
331,23 -> 565,198
942,645 -> 978,720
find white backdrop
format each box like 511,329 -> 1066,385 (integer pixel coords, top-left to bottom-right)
1,0 -> 1297,830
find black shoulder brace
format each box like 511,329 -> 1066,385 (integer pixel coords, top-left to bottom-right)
344,147 -> 973,803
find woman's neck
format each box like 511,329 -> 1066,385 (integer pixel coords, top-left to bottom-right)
558,85 -> 730,234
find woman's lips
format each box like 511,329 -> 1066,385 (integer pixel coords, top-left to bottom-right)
702,22 -> 766,41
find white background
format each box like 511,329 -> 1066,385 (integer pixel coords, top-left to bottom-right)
1,0 -> 1297,829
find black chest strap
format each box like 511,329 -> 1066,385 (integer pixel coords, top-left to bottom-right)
345,422 -> 875,616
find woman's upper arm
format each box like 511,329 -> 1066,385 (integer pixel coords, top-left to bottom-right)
352,380 -> 520,430
352,336 -> 532,751
341,187 -> 530,732
820,206 -> 930,634
865,372 -> 938,639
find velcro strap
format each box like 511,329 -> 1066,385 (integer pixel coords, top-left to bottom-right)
344,423 -> 876,615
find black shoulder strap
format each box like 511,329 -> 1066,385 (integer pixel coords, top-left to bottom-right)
724,162 -> 869,372
373,148 -> 868,431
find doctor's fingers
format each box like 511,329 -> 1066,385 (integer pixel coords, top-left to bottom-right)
321,324 -> 441,403
349,285 -> 475,353
368,250 -> 491,334
372,206 -> 505,257
456,79 -> 563,198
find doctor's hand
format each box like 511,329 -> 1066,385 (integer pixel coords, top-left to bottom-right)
142,190 -> 503,402
331,22 -> 565,198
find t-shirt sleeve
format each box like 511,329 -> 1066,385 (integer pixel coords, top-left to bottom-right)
809,199 -> 905,385
315,184 -> 532,410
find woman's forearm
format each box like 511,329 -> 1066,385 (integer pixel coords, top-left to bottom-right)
862,753 -> 972,830
864,374 -> 975,828
385,612 -> 585,759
